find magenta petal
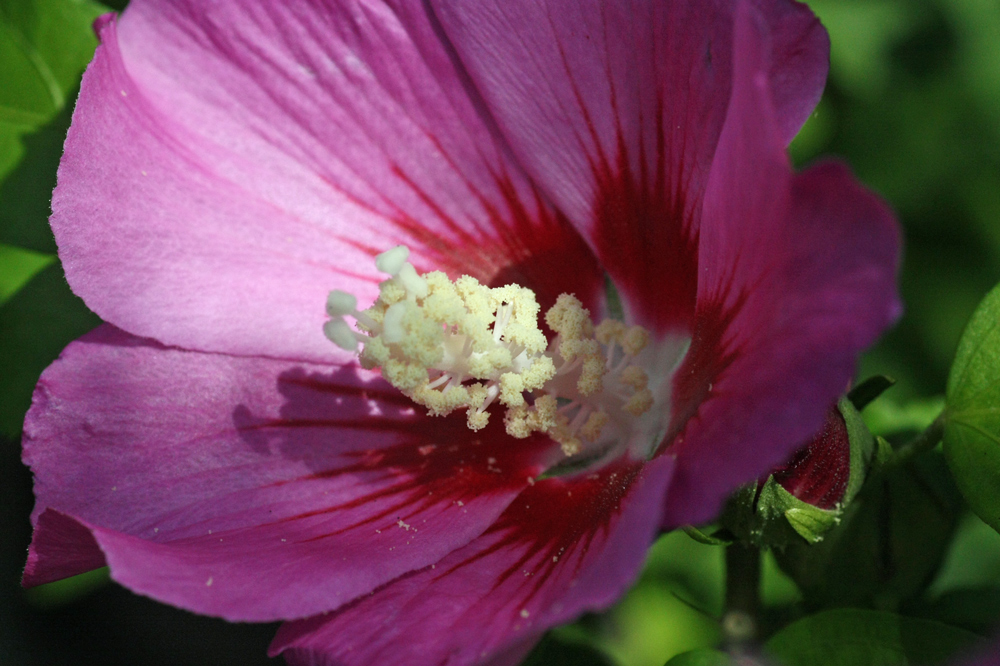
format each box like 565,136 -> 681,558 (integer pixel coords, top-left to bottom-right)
23,326 -> 550,621
270,456 -> 674,666
22,509 -> 107,586
54,4 -> 602,361
664,6 -> 900,525
431,0 -> 827,329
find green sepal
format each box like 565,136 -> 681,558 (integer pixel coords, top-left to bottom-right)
784,505 -> 841,545
723,477 -> 841,548
840,397 -> 878,505
847,375 -> 896,411
721,398 -> 876,549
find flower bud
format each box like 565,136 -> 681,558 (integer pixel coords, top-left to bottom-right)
722,397 -> 876,547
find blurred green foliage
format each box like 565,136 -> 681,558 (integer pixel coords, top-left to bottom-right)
0,0 -> 105,253
792,0 -> 1000,405
3,0 -> 1000,665
765,608 -> 983,665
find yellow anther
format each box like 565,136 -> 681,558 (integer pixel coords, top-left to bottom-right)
397,312 -> 445,368
520,356 -> 555,391
454,275 -> 491,318
414,384 -> 470,416
503,395 -> 555,439
467,410 -> 490,431
577,356 -> 605,396
560,436 -> 582,457
580,410 -> 610,442
545,294 -> 592,341
533,394 -> 558,425
422,272 -> 467,325
327,246 -> 663,460
559,338 -> 599,363
377,279 -> 407,306
504,407 -> 533,439
467,384 -> 488,409
499,373 -> 526,407
358,336 -> 389,369
624,388 -> 654,416
383,359 -> 426,392
595,319 -> 626,345
622,326 -> 650,356
619,365 -> 649,391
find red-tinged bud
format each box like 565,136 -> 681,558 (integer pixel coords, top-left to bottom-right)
771,408 -> 851,510
722,397 -> 876,547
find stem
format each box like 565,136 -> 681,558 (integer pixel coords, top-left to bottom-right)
723,542 -> 761,647
887,412 -> 946,468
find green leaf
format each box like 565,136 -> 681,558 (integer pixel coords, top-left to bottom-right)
0,0 -> 109,252
944,281 -> 1000,533
0,0 -> 106,115
664,648 -> 733,666
0,242 -> 53,305
0,262 -> 100,437
765,608 -> 983,666
23,566 -> 109,608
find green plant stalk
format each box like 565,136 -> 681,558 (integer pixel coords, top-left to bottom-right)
723,542 -> 761,647
886,412 -> 946,468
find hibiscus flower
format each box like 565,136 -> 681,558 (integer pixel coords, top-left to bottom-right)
22,1 -> 900,664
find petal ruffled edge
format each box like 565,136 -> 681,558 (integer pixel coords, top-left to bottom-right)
661,3 -> 900,526
22,325 -> 553,621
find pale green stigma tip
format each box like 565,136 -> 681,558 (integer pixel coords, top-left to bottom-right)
326,290 -> 357,317
375,245 -> 410,276
324,318 -> 358,351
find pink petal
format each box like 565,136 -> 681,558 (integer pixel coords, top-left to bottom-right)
270,455 -> 674,666
23,326 -> 552,621
431,0 -> 828,330
22,509 -> 107,585
54,4 -> 602,362
663,6 -> 900,525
